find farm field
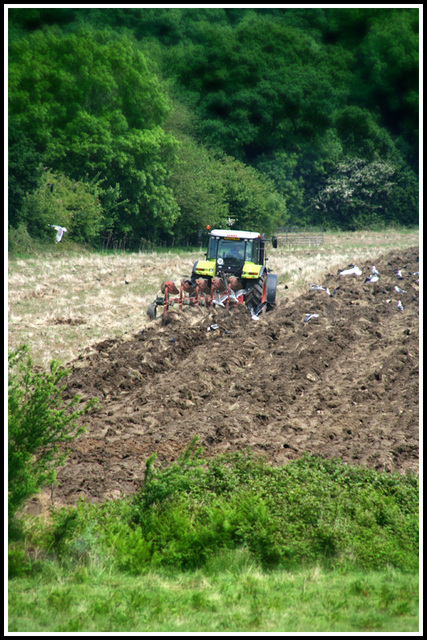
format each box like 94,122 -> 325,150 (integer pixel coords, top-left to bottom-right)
8,229 -> 420,509
7,229 -> 420,632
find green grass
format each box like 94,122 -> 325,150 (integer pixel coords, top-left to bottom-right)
8,560 -> 419,632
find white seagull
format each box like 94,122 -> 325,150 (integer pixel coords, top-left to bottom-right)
364,274 -> 379,283
309,284 -> 325,291
372,266 -> 379,275
304,313 -> 319,323
339,266 -> 362,276
394,285 -> 407,294
397,300 -> 404,311
48,224 -> 68,243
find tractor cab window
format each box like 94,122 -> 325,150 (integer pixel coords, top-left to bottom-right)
220,239 -> 245,262
208,237 -> 245,261
245,239 -> 260,263
207,236 -> 219,259
207,236 -> 260,263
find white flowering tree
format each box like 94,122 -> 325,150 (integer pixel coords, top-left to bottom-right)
312,157 -> 417,229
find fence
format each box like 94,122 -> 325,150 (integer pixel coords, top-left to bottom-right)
272,227 -> 324,248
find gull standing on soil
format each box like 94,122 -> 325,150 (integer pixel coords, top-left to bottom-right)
326,288 -> 338,297
364,274 -> 379,283
397,300 -> 404,311
394,285 -> 407,294
339,266 -> 362,276
372,266 -> 379,276
309,284 -> 325,290
48,224 -> 68,243
304,313 -> 319,322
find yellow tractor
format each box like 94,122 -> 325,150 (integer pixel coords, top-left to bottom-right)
147,228 -> 277,320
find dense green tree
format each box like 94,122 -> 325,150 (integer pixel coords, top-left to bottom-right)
8,121 -> 43,227
254,128 -> 343,226
8,26 -> 179,239
164,13 -> 353,163
22,169 -> 104,243
332,106 -> 396,162
355,10 -> 419,168
7,8 -> 419,237
168,135 -> 229,244
215,153 -> 287,234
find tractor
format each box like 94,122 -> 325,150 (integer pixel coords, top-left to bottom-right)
147,228 -> 277,320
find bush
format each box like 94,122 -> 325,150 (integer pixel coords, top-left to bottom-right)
8,344 -> 96,522
123,442 -> 419,572
8,223 -> 39,256
21,169 -> 105,243
28,441 -> 418,575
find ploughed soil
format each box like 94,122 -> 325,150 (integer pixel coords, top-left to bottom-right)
31,247 -> 420,510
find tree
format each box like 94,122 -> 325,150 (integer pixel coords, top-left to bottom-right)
22,169 -> 105,243
8,26 -> 180,240
311,157 -> 418,229
8,121 -> 43,228
8,345 -> 96,520
216,154 -> 287,234
332,106 -> 396,162
164,13 -> 353,162
168,135 -> 229,244
354,9 -> 419,165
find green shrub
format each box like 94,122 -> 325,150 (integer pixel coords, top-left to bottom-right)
124,442 -> 419,572
8,344 -> 96,522
8,223 -> 38,256
8,543 -> 31,579
26,440 -> 418,575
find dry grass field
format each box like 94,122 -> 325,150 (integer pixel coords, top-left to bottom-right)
8,229 -> 419,368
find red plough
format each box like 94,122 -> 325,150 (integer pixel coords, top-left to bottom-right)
147,277 -> 246,320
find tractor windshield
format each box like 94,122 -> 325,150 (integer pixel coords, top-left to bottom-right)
208,237 -> 258,262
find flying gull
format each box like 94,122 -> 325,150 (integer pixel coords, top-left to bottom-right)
48,224 -> 68,243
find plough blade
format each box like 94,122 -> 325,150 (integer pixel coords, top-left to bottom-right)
147,277 -> 246,320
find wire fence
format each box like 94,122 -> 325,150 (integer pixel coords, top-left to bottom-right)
272,227 -> 324,247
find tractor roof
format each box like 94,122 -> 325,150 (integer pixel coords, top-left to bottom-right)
210,229 -> 261,240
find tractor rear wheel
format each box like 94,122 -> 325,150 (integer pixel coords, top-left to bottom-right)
266,273 -> 277,310
249,273 -> 267,312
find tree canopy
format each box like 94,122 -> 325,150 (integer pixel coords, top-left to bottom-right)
8,7 -> 419,246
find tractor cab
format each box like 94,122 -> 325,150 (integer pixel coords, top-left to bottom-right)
206,230 -> 265,277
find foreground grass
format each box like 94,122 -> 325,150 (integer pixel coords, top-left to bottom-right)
8,229 -> 419,367
8,558 -> 419,633
8,449 -> 419,632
